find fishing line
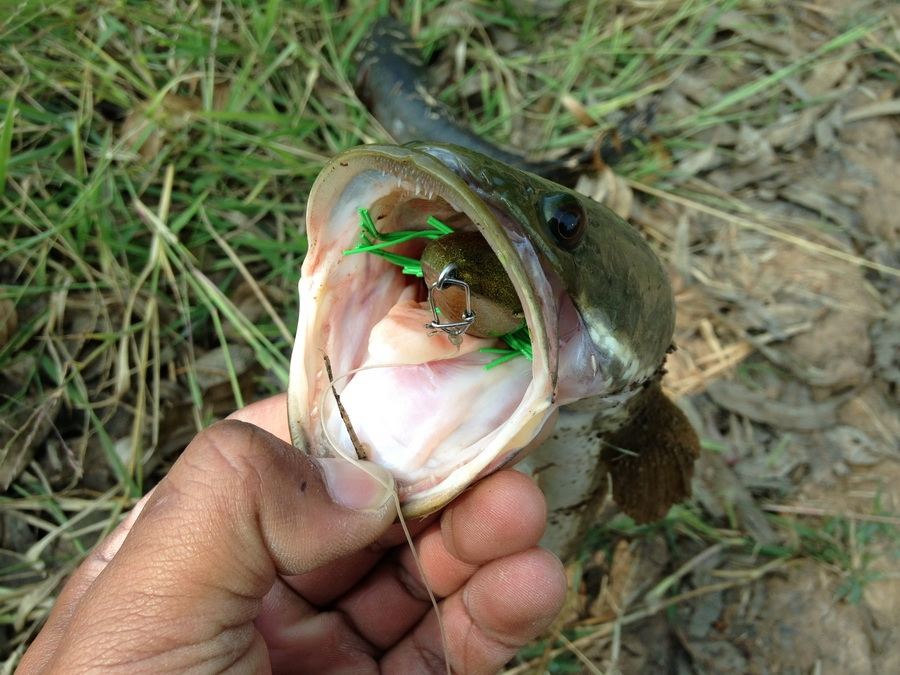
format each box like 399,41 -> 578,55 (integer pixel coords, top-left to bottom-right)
317,356 -> 453,675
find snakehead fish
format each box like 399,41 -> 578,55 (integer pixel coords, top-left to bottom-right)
287,18 -> 698,559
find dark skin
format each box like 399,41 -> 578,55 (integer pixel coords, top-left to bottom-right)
18,394 -> 566,674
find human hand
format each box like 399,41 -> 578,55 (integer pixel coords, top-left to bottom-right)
19,395 -> 566,674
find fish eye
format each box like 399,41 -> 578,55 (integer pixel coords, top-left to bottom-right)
541,193 -> 586,251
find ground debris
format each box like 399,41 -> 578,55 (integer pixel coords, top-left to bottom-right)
0,393 -> 62,491
0,299 -> 16,351
707,379 -> 840,432
192,343 -> 256,391
693,450 -> 778,546
119,85 -> 230,161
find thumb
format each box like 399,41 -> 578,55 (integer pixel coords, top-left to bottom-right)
135,419 -> 398,577
27,420 -> 396,673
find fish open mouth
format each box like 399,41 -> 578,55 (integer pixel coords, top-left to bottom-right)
288,145 -> 593,516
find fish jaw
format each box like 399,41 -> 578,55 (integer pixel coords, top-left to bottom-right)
288,145 -> 562,517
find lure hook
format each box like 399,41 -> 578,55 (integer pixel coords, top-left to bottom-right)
425,263 -> 476,345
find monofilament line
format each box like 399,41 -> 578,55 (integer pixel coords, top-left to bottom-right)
317,361 -> 452,675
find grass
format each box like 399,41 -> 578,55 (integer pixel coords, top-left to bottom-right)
2,0 -> 899,670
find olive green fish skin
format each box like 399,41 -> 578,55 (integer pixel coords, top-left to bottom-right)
410,141 -> 675,391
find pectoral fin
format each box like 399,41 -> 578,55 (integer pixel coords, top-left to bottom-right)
601,383 -> 699,523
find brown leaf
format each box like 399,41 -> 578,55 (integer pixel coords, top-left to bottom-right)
589,539 -> 635,621
0,391 -> 62,490
692,450 -> 777,545
803,59 -> 849,97
707,379 -> 839,431
119,87 -> 229,161
561,94 -> 596,128
576,168 -> 634,220
193,344 -> 256,391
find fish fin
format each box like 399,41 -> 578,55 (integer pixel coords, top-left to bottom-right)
602,383 -> 699,523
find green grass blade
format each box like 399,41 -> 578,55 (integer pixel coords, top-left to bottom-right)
0,93 -> 15,191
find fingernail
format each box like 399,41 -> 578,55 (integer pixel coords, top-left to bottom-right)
318,458 -> 395,512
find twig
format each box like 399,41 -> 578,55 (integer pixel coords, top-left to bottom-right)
503,558 -> 785,674
553,630 -> 605,674
627,180 -> 900,278
762,503 -> 900,526
645,542 -> 724,602
322,353 -> 366,460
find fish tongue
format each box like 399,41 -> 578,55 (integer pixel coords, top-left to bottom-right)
321,288 -> 533,483
329,347 -> 533,480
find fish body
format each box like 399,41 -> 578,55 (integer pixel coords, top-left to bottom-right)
287,19 -> 698,559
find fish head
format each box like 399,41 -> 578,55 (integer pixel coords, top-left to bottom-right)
287,142 -> 675,517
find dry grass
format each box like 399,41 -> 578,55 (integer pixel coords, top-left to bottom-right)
2,0 -> 899,671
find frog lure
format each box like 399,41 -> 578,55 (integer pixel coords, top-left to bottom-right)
344,207 -> 532,367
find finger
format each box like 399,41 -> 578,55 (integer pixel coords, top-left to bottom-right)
29,420 -> 397,673
228,392 -> 290,443
382,548 -> 566,675
230,394 -> 384,606
229,393 -> 437,606
438,468 -> 547,566
17,492 -> 153,673
257,577 -> 379,674
332,470 -> 547,649
252,469 -> 547,652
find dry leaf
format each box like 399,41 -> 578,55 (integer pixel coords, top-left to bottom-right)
589,539 -> 635,620
193,344 -> 256,391
119,84 -> 230,161
803,58 -> 849,97
707,380 -> 839,431
120,94 -> 200,160
576,168 -> 633,220
677,146 -> 721,178
0,392 -> 62,490
561,94 -> 596,128
0,299 -> 16,351
735,123 -> 775,166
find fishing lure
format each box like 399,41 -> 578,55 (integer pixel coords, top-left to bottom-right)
344,207 -> 533,366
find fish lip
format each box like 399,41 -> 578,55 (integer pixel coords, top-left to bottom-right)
290,144 -> 559,517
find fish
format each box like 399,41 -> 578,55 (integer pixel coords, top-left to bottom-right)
287,19 -> 698,560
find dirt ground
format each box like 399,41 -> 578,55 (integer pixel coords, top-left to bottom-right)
542,4 -> 900,672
